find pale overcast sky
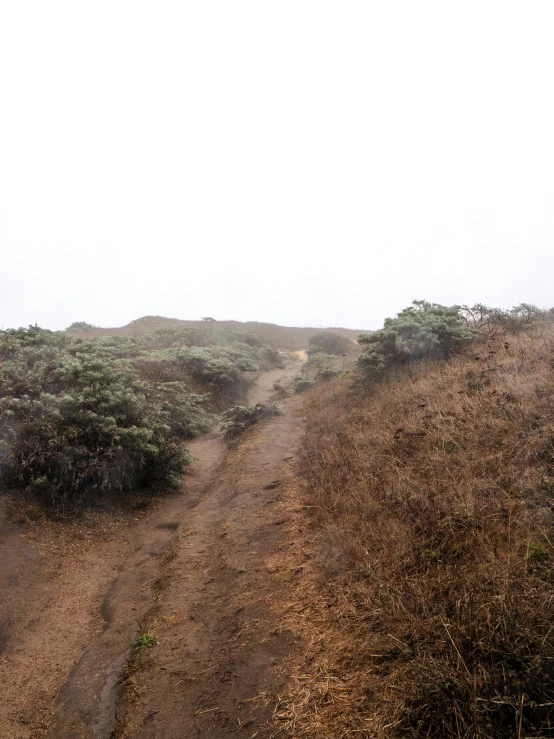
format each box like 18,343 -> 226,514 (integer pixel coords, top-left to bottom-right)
1,1 -> 553,331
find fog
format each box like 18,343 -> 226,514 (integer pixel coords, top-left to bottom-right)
1,1 -> 553,331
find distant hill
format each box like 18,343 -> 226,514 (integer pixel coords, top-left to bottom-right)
66,316 -> 365,351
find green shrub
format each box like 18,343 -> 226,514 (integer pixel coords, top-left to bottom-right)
220,403 -> 282,437
146,382 -> 211,439
293,374 -> 316,393
307,352 -> 341,379
0,322 -> 284,505
318,365 -> 341,380
358,300 -> 477,379
0,327 -> 209,504
141,329 -> 283,395
307,331 -> 351,356
66,321 -> 97,332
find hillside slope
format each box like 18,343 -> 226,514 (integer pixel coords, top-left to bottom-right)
67,316 -> 363,351
279,322 -> 554,738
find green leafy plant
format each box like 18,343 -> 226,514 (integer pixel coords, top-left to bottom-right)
133,633 -> 158,649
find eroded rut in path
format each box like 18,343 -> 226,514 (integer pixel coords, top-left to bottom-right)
0,363 -> 304,739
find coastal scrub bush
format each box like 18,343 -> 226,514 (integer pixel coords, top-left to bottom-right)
293,374 -> 316,393
358,300 -> 477,379
0,327 -> 209,504
307,352 -> 341,379
220,403 -> 282,437
140,328 -> 283,401
307,331 -> 351,356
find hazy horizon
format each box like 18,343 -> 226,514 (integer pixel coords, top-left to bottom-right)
2,2 -> 554,332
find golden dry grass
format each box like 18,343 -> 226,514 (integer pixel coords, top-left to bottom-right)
281,324 -> 554,738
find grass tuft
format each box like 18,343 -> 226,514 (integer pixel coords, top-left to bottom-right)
133,633 -> 159,650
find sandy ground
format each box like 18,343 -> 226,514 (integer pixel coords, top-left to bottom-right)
0,362 -> 305,739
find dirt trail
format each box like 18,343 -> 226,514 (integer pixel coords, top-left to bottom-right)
0,362 -> 304,738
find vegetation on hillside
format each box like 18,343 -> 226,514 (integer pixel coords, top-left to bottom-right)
284,302 -> 554,738
220,402 -> 282,437
67,316 -> 361,352
66,321 -> 97,332
0,324 -> 283,505
290,331 -> 356,393
357,300 -> 477,379
307,330 -> 352,357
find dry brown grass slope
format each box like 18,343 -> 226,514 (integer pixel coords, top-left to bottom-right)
280,323 -> 554,738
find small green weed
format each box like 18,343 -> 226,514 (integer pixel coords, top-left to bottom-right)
133,633 -> 159,650
525,541 -> 549,561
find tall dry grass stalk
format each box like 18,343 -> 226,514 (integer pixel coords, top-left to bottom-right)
285,325 -> 554,738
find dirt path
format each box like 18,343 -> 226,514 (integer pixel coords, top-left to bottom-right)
0,362 -> 304,738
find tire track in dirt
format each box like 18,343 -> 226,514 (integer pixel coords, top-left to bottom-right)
115,382 -> 305,738
41,362 -> 302,738
0,503 -> 143,739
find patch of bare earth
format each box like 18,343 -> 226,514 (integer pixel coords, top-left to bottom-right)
0,363 -> 308,739
115,370 -> 308,738
0,503 -> 142,738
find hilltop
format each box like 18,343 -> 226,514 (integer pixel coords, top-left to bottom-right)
66,315 -> 363,351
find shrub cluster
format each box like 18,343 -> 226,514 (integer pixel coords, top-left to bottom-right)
0,327 -> 210,504
306,352 -> 342,378
357,300 -> 477,379
292,352 -> 344,394
307,331 -> 351,356
220,402 -> 282,437
292,374 -> 316,393
139,326 -> 283,402
0,323 -> 285,505
358,301 -> 550,381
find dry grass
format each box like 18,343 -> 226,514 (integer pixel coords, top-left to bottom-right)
282,324 -> 554,738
